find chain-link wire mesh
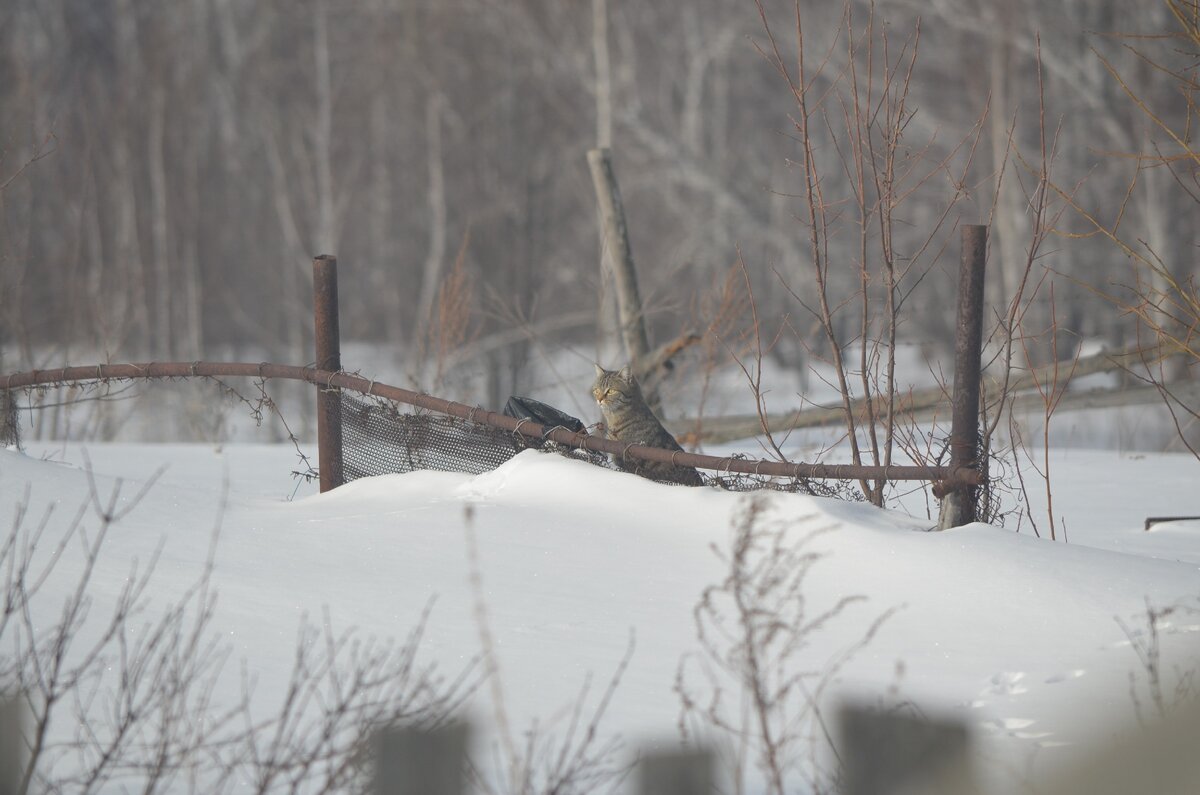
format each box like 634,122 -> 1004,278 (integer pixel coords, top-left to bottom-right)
340,391 -> 601,480
339,392 -> 854,498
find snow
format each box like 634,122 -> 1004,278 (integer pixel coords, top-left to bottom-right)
3,437 -> 1200,792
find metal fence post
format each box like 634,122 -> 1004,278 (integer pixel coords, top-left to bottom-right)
372,723 -> 468,795
313,254 -> 343,492
938,225 -> 987,530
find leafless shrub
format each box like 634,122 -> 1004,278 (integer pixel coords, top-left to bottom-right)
752,0 -> 987,507
0,471 -> 475,793
1007,286 -> 1081,540
463,506 -> 633,795
464,637 -> 635,795
685,258 -> 755,449
421,230 -> 480,394
1051,0 -> 1200,459
230,603 -> 477,795
971,37 -> 1085,538
721,254 -> 793,462
675,494 -> 895,795
1117,597 -> 1200,727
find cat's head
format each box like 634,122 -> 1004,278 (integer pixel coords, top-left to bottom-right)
592,364 -> 639,408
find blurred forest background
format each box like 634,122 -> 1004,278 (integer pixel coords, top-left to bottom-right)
0,0 -> 1194,421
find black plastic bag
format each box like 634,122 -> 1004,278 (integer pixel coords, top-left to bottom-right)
502,395 -> 586,436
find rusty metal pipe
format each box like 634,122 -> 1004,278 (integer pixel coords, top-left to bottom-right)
938,225 -> 988,529
313,255 -> 343,492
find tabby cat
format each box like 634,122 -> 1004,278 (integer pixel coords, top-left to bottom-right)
591,364 -> 703,486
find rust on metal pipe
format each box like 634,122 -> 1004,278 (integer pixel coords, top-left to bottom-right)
2,361 -> 984,490
938,225 -> 987,529
313,255 -> 343,492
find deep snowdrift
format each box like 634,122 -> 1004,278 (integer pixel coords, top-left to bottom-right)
2,442 -> 1198,791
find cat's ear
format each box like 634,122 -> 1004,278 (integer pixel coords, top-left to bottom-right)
619,364 -> 634,381
594,363 -> 605,378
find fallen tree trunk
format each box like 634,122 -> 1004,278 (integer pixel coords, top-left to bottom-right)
675,345 -> 1187,444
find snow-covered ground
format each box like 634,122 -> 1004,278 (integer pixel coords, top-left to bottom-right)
4,429 -> 1199,792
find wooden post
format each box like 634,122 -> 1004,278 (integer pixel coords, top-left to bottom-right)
587,148 -> 659,409
0,343 -> 16,449
0,389 -> 15,449
372,723 -> 468,795
839,703 -> 979,795
0,696 -> 23,795
938,225 -> 987,530
637,748 -> 714,795
313,255 -> 343,492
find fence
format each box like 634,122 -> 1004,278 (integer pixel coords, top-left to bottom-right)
1,359 -> 982,483
0,229 -> 991,525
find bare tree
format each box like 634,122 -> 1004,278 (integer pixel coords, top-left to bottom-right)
1053,0 -> 1200,457
676,495 -> 895,794
0,0 -> 1187,442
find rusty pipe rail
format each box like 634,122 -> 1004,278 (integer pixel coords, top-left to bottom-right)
2,361 -> 983,488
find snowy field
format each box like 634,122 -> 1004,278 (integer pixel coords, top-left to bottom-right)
3,425 -> 1199,792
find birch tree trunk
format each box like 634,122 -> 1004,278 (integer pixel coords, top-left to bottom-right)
592,0 -> 620,363
592,0 -> 612,149
148,83 -> 174,358
987,9 -> 1021,314
113,139 -> 150,355
1140,142 -> 1182,381
587,147 -> 659,410
112,0 -> 149,356
313,0 -> 337,255
414,93 -> 447,346
369,94 -> 399,340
